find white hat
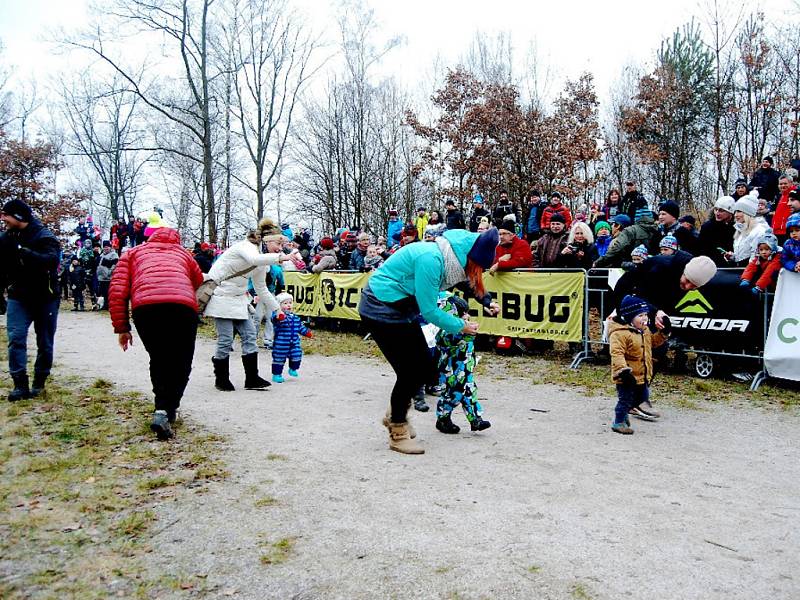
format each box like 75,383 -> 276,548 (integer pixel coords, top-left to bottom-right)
714,196 -> 735,214
683,256 -> 717,287
276,292 -> 293,304
733,192 -> 758,217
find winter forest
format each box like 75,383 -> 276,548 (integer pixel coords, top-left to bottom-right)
1,0 -> 799,244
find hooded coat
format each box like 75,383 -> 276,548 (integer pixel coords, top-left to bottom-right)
593,215 -> 659,268
363,229 -> 492,334
108,228 -> 204,334
608,318 -> 668,386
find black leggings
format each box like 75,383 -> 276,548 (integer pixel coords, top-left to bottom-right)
362,317 -> 435,423
133,303 -> 198,413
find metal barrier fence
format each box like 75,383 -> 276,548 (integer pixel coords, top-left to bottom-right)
569,268 -> 772,391
304,266 -> 773,391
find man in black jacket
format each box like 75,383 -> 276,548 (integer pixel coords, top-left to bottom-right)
620,181 -> 649,221
444,199 -> 466,229
749,156 -> 780,204
697,196 -> 736,266
468,195 -> 490,232
0,199 -> 61,401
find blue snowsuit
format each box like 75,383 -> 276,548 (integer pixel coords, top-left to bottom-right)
271,312 -> 310,375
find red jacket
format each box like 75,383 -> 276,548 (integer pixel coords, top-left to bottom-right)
772,185 -> 796,235
109,228 -> 204,333
493,235 -> 533,270
741,252 -> 782,291
541,203 -> 573,230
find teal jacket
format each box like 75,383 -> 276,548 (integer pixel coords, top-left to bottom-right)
367,229 -> 480,334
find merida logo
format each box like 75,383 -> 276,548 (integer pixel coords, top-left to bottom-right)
675,290 -> 713,314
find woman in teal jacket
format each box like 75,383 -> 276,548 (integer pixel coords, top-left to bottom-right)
358,228 -> 499,455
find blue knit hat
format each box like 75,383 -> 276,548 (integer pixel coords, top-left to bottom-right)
630,244 -> 648,259
659,234 -> 679,251
619,295 -> 650,324
467,228 -> 499,269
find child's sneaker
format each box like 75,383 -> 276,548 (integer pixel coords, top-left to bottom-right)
288,369 -> 299,377
612,422 -> 634,435
629,407 -> 658,421
272,374 -> 284,383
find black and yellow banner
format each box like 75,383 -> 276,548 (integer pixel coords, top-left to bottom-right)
283,270 -> 584,341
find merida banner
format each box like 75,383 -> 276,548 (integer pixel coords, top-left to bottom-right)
764,271 -> 800,382
471,271 -> 585,342
283,270 -> 585,342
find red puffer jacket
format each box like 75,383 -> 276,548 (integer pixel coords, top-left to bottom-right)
772,184 -> 796,235
109,228 -> 204,333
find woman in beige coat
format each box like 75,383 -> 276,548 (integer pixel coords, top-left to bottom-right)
205,219 -> 291,391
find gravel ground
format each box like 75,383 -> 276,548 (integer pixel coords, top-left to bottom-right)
50,311 -> 799,599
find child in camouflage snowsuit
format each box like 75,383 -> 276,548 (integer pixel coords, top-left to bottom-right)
434,293 -> 491,434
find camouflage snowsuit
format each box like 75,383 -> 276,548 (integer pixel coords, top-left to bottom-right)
435,295 -> 483,422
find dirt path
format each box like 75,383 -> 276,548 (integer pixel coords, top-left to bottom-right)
51,310 -> 799,599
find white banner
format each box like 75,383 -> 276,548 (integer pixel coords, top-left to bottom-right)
764,270 -> 800,382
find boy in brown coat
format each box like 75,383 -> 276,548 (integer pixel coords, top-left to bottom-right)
608,295 -> 670,434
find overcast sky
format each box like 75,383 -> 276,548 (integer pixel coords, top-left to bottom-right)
2,0 -> 798,109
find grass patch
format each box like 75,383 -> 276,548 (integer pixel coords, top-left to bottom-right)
527,564 -> 541,573
0,327 -> 229,599
259,537 -> 296,565
254,495 -> 278,508
266,453 -> 287,461
571,582 -> 594,599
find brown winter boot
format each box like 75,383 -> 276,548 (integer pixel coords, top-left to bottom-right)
382,406 -> 416,439
388,422 -> 424,455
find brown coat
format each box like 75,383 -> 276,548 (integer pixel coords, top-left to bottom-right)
608,318 -> 668,386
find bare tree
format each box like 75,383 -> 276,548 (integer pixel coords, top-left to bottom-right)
60,72 -> 147,220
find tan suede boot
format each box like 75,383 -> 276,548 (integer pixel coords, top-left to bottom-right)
382,406 -> 416,439
388,422 -> 424,454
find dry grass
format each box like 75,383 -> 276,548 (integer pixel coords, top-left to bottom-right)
0,334 -> 228,599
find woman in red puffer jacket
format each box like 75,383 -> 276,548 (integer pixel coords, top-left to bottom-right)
109,227 -> 204,440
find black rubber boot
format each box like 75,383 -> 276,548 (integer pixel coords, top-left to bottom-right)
150,410 -> 174,440
470,418 -> 491,432
30,372 -> 48,398
242,353 -> 271,390
435,414 -> 461,434
212,357 -> 236,392
8,374 -> 30,402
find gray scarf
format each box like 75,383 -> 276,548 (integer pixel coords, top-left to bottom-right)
435,236 -> 466,290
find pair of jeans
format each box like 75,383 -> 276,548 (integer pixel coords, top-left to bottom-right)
361,316 -> 435,423
133,304 -> 198,413
6,298 -> 59,379
614,383 -> 650,424
213,317 -> 258,359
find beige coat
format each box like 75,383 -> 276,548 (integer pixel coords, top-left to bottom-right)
204,239 -> 281,320
608,318 -> 668,386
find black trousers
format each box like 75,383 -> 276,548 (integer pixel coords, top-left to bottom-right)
132,303 -> 198,413
362,316 -> 435,423
97,280 -> 111,309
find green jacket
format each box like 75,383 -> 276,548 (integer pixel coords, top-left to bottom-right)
367,229 -> 479,334
594,215 -> 658,268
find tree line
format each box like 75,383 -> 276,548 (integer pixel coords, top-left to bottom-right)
0,0 -> 798,242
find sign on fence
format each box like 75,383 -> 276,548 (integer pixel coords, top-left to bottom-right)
283,270 -> 585,342
764,271 -> 800,382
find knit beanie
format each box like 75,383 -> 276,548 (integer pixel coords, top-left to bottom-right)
756,229 -> 778,254
467,228 -> 499,269
594,220 -> 611,235
499,218 -> 517,233
2,199 -> 33,223
683,256 -> 717,287
258,217 -> 284,242
619,295 -> 650,324
658,200 -> 680,220
276,292 -> 293,304
714,196 -> 735,214
733,192 -> 758,217
319,237 -> 334,250
630,244 -> 648,259
734,178 -> 748,189
549,213 -> 566,224
678,214 -> 696,226
659,235 -> 679,251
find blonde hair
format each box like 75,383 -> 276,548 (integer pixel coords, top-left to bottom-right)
733,214 -> 758,240
567,221 -> 594,244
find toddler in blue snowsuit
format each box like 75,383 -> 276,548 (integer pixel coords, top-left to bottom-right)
271,292 -> 313,383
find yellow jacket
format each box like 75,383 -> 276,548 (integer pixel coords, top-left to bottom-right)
608,318 -> 668,386
414,214 -> 429,240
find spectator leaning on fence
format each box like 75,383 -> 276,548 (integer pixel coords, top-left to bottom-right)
489,218 -> 533,273
781,213 -> 800,273
739,230 -> 782,294
532,213 -> 569,267
593,212 -> 656,268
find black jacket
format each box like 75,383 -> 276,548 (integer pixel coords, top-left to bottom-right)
697,217 -> 735,266
492,201 -> 520,224
0,218 -> 61,303
614,250 -> 693,314
749,167 -> 780,204
469,207 -> 490,232
445,209 -> 466,230
620,191 -> 648,221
